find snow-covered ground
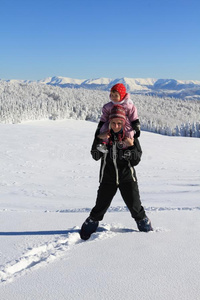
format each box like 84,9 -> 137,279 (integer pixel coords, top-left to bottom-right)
0,119 -> 200,300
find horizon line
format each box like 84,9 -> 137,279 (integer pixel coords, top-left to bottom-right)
1,76 -> 200,82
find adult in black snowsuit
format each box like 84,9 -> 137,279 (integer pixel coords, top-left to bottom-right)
80,105 -> 153,240
90,131 -> 145,221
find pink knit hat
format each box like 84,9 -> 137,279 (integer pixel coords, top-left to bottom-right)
110,83 -> 127,101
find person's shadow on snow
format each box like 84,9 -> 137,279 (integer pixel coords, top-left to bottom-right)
0,229 -> 80,236
0,227 -> 137,236
97,227 -> 137,233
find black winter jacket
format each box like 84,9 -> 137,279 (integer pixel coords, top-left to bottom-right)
91,131 -> 142,185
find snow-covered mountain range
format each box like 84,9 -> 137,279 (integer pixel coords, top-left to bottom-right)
39,76 -> 157,91
2,76 -> 200,99
39,76 -> 200,99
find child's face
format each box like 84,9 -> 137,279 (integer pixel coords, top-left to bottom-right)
110,91 -> 121,102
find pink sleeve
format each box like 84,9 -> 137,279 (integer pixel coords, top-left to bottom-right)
127,103 -> 138,122
100,103 -> 111,122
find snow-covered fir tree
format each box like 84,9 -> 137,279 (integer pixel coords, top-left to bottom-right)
0,80 -> 200,137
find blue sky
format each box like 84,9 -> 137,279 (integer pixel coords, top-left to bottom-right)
0,0 -> 200,81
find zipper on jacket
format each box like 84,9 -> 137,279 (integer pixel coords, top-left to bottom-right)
128,161 -> 136,182
100,152 -> 108,183
113,141 -> 119,185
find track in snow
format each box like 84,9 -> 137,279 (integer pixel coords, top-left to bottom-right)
0,223 -> 157,284
0,227 -> 80,283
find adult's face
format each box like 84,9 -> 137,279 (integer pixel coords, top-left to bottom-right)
110,118 -> 124,133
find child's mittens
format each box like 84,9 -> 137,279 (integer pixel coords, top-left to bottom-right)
131,119 -> 141,138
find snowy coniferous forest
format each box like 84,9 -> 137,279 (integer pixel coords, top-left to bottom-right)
0,80 -> 200,137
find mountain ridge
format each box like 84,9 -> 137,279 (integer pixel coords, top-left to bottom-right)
37,76 -> 200,99
1,76 -> 200,99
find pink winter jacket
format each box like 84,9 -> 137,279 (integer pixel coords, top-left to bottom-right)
100,93 -> 138,139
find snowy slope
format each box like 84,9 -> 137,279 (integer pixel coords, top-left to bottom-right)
0,120 -> 200,300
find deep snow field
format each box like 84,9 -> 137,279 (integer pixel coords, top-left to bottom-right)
0,119 -> 199,300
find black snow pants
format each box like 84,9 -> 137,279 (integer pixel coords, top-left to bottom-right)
90,181 -> 146,221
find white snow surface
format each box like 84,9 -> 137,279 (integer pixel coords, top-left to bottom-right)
0,119 -> 200,300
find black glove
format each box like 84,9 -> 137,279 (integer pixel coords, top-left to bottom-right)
131,119 -> 141,138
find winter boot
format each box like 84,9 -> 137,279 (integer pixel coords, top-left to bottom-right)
136,217 -> 153,232
80,217 -> 99,240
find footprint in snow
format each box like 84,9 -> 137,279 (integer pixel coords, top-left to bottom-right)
0,223 -> 165,283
